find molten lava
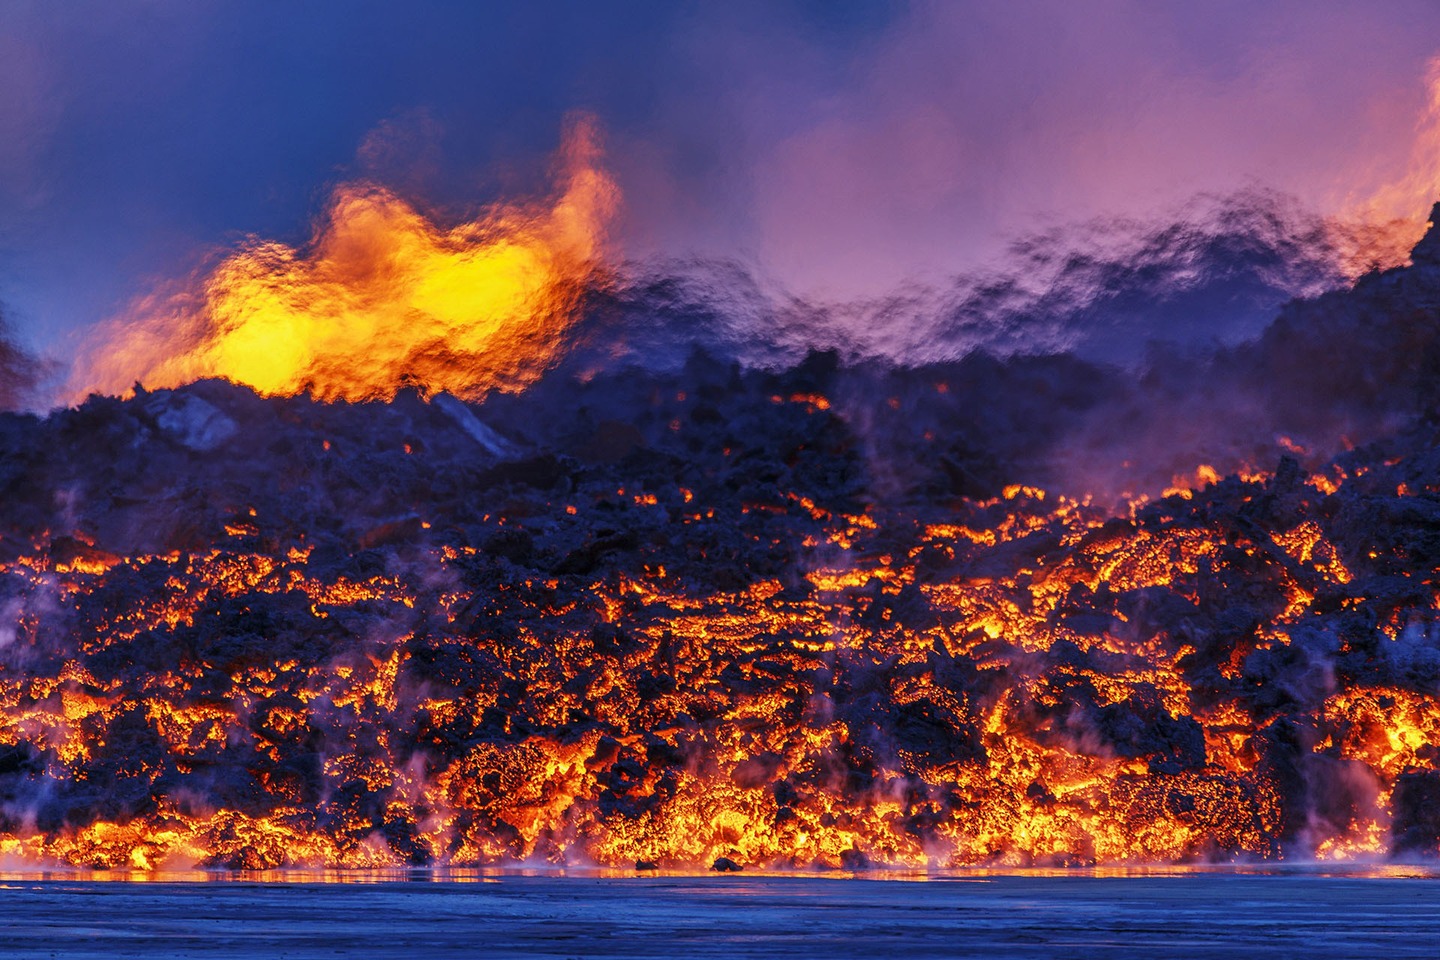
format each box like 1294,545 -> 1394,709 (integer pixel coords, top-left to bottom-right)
6,337 -> 1440,872
70,116 -> 618,403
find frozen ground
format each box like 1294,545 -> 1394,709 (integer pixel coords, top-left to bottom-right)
1,869 -> 1437,959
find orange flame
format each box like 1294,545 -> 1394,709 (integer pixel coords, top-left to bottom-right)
71,116 -> 618,402
1332,56 -> 1440,275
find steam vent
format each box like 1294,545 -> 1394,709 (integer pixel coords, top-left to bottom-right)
5,209 -> 1440,873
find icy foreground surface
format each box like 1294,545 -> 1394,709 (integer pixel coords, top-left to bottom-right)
1,872 -> 1438,959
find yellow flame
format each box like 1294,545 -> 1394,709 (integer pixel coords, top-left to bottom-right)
71,116 -> 618,402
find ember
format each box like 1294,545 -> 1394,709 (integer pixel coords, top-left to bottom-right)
4,205 -> 1440,873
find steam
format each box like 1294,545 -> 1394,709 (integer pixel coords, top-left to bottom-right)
0,305 -> 44,411
22,10 -> 1440,507
57,176 -> 1440,504
4,5 -> 1440,361
614,4 -> 1440,301
554,187 -> 1440,502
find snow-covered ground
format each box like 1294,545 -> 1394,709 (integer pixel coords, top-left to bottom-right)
1,869 -> 1437,958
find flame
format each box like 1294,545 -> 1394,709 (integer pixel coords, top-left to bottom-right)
1332,56 -> 1440,275
71,117 -> 618,402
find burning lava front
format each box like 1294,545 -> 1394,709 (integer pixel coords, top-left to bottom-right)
7,172 -> 1440,872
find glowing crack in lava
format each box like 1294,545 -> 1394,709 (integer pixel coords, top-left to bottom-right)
3,405 -> 1440,871
71,117 -> 618,403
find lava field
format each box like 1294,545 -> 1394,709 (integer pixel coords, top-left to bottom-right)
2,211 -> 1440,872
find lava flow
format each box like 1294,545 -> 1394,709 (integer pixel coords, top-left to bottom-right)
7,188 -> 1440,872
